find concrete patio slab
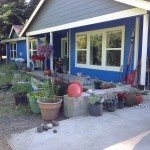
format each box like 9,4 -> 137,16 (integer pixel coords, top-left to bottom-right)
8,93 -> 150,150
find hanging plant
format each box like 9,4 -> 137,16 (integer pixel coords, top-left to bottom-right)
36,44 -> 54,58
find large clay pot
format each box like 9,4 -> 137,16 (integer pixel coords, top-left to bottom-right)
44,69 -> 51,76
135,94 -> 143,105
37,98 -> 62,121
67,82 -> 82,97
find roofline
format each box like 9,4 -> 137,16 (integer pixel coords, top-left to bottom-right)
8,26 -> 19,38
114,0 -> 150,11
26,8 -> 147,36
1,37 -> 26,43
19,0 -> 45,37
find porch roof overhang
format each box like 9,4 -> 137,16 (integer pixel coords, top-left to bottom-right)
1,37 -> 26,43
114,0 -> 150,11
26,8 -> 147,37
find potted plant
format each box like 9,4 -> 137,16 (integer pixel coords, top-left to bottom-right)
27,90 -> 49,114
88,93 -> 104,116
94,79 -> 102,89
117,92 -> 127,109
36,43 -> 53,73
11,83 -> 33,105
37,79 -> 62,121
104,93 -> 118,112
135,90 -> 143,105
125,89 -> 136,107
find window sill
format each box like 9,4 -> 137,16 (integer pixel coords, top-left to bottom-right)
75,64 -> 122,72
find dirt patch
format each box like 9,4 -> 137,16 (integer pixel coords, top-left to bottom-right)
0,90 -> 65,149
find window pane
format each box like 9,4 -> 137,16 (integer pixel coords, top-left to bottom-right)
106,50 -> 121,66
106,30 -> 122,48
14,43 -> 16,50
14,51 -> 17,58
33,51 -> 37,56
76,35 -> 87,49
11,51 -> 13,58
90,34 -> 102,65
32,41 -> 37,50
29,41 -> 31,50
77,51 -> 86,64
29,51 -> 32,59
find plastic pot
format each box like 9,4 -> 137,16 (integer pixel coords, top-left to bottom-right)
89,103 -> 103,116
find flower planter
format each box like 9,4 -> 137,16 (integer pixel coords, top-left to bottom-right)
135,94 -> 143,105
27,93 -> 41,114
14,93 -> 28,105
106,100 -> 117,112
37,98 -> 62,121
94,82 -> 101,89
100,85 -> 110,89
125,93 -> 136,107
89,103 -> 103,116
117,101 -> 125,109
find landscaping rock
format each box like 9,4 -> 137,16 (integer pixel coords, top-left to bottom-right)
47,123 -> 53,129
53,129 -> 57,133
37,124 -> 43,133
43,125 -> 49,131
51,121 -> 59,127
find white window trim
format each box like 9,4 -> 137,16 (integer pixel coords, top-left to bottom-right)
75,26 -> 125,72
29,39 -> 38,61
10,42 -> 17,60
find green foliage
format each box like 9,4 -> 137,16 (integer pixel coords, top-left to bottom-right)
0,0 -> 40,40
88,93 -> 103,105
11,83 -> 33,93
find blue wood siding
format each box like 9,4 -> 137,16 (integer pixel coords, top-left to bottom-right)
17,40 -> 27,60
70,17 -> 137,82
27,0 -> 133,33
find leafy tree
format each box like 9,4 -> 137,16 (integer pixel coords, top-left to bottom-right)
0,0 -> 40,40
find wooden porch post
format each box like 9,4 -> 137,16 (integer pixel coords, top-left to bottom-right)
50,32 -> 53,73
26,36 -> 30,67
134,17 -> 140,69
140,14 -> 149,86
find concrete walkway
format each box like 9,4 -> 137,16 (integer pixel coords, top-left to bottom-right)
8,93 -> 150,150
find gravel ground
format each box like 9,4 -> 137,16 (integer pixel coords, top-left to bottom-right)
0,90 -> 65,150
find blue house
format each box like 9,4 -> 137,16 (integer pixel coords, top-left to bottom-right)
1,25 -> 27,63
3,0 -> 150,87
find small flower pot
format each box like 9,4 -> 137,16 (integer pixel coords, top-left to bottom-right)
125,93 -> 136,107
100,85 -> 110,89
94,82 -> 101,89
135,94 -> 143,105
117,101 -> 125,109
14,93 -> 28,106
89,103 -> 103,116
106,100 -> 117,112
44,69 -> 51,76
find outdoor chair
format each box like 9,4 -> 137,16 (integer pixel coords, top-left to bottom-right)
31,55 -> 45,71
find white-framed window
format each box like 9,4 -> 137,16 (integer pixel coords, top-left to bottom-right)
10,42 -> 17,59
75,26 -> 125,72
29,39 -> 38,59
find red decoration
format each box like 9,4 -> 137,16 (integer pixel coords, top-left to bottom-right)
67,82 -> 82,97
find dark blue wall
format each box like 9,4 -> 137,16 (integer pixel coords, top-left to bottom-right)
70,17 -> 137,82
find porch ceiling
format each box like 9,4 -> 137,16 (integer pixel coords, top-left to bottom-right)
114,0 -> 150,11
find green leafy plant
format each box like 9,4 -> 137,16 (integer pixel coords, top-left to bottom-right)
88,93 -> 104,105
42,80 -> 60,103
11,83 -> 33,94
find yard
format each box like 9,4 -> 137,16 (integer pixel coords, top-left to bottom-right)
0,64 -> 65,150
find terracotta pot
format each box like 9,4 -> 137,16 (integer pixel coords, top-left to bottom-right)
44,69 -> 51,76
37,98 -> 62,121
135,94 -> 143,105
100,85 -> 110,89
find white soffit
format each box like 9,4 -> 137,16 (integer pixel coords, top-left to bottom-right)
114,0 -> 150,11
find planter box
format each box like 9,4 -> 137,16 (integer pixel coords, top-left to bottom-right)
64,95 -> 88,118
